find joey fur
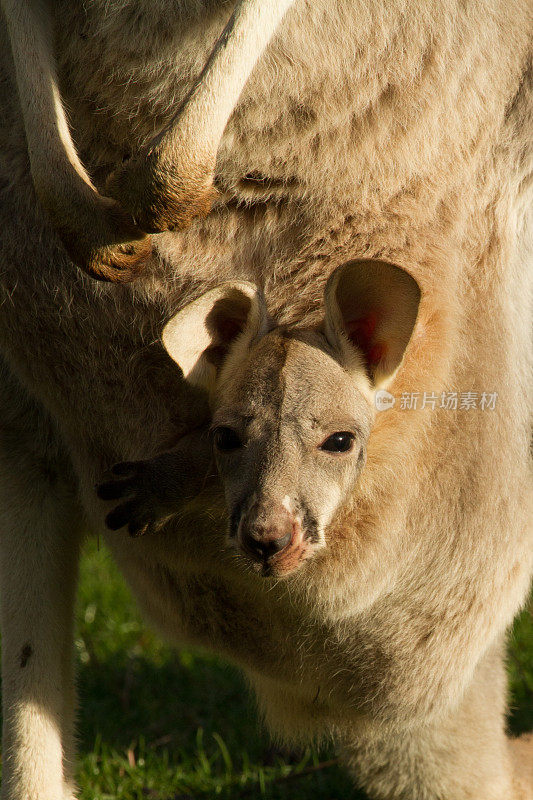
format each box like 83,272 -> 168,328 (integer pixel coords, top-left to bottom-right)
0,1 -> 531,799
99,260 -> 420,580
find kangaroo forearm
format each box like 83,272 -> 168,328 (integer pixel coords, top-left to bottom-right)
155,0 -> 297,162
2,0 -> 150,280
2,0 -> 97,204
105,0 -> 297,234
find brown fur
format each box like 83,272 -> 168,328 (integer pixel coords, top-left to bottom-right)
105,151 -> 218,234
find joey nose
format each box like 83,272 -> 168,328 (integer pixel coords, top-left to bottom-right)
239,507 -> 295,562
243,528 -> 292,561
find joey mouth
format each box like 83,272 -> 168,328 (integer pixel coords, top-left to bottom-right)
233,498 -> 323,578
256,535 -> 321,579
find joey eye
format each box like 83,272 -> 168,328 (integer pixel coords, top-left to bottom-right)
213,426 -> 242,453
319,431 -> 355,453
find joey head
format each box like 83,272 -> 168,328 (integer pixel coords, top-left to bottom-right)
99,259 -> 420,577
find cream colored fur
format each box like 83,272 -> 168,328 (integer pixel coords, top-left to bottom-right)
0,1 -> 531,799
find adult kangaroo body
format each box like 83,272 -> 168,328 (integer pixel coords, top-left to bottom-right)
0,1 -> 532,799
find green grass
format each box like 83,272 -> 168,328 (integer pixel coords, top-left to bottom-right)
508,594 -> 533,736
74,539 -> 362,799
3,538 -> 533,798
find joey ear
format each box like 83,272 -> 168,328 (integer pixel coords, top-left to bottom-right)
324,259 -> 421,390
162,282 -> 268,391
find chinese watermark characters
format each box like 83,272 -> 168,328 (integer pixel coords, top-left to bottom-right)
374,390 -> 498,412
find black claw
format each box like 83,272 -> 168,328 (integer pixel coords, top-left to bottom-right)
128,518 -> 151,538
105,500 -> 137,531
97,479 -> 134,501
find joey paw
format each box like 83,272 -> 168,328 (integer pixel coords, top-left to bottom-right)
97,461 -> 159,537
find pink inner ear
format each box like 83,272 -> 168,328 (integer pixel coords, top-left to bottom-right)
345,311 -> 387,367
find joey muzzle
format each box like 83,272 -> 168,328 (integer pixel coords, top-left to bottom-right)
237,500 -> 299,564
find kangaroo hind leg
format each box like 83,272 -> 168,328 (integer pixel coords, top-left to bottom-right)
0,364 -> 83,800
